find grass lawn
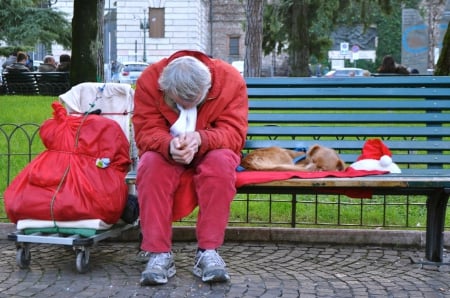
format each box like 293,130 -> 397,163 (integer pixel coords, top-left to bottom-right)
0,95 -> 56,123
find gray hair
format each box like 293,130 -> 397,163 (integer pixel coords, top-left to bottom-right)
43,55 -> 55,64
159,56 -> 211,102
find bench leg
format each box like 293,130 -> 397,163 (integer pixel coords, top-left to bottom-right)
424,190 -> 449,263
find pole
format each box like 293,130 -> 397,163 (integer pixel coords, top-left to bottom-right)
143,9 -> 147,62
135,40 -> 138,62
107,31 -> 111,61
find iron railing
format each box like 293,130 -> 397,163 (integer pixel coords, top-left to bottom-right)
0,123 -> 436,230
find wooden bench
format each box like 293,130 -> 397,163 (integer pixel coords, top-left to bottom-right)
1,71 -> 70,96
127,76 -> 450,265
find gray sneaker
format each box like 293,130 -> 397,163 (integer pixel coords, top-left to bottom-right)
192,249 -> 230,282
136,250 -> 151,263
140,252 -> 176,285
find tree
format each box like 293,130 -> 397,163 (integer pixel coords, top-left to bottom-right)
244,0 -> 264,77
0,0 -> 71,50
287,1 -> 310,76
96,0 -> 105,82
261,0 -> 419,76
71,0 -> 105,85
262,1 -> 347,76
372,3 -> 403,67
0,0 -> 105,85
423,0 -> 446,70
435,19 -> 450,75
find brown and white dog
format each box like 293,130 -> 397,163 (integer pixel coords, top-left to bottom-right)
241,144 -> 346,172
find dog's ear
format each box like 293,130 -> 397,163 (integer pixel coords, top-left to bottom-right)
307,144 -> 321,156
336,159 -> 346,171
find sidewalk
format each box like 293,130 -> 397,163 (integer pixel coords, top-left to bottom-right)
1,226 -> 450,297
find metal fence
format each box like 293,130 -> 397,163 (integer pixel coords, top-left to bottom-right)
1,122 -> 437,230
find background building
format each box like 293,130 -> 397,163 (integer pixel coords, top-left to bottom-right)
52,0 -> 210,64
53,0 -> 245,69
50,0 -> 450,76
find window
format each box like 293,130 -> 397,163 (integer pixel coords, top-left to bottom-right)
229,36 -> 240,56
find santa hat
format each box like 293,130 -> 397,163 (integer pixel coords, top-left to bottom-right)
350,139 -> 401,173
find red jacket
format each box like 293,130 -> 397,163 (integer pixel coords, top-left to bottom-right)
133,50 -> 248,219
133,50 -> 248,161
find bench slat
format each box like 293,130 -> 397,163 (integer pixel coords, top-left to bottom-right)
245,76 -> 450,88
338,154 -> 450,164
236,175 -> 450,189
248,100 -> 450,110
247,126 -> 450,137
244,140 -> 450,150
248,113 -> 449,123
247,87 -> 450,98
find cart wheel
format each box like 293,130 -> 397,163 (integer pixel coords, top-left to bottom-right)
16,245 -> 31,269
75,249 -> 90,273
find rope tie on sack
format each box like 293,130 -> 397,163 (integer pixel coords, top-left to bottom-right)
50,84 -> 106,230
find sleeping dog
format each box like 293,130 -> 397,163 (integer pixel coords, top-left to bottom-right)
240,144 -> 346,172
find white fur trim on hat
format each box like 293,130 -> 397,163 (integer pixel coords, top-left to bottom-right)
350,158 -> 401,173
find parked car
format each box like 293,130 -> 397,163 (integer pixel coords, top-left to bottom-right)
32,60 -> 44,72
231,60 -> 244,76
117,62 -> 149,84
324,67 -> 367,78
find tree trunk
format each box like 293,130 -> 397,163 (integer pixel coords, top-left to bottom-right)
97,0 -> 105,82
435,19 -> 450,75
244,0 -> 263,77
288,1 -> 309,77
71,0 -> 102,85
426,0 -> 445,71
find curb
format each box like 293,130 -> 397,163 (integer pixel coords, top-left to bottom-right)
175,226 -> 430,248
1,222 -> 447,248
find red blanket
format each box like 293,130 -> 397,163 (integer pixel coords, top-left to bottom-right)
172,167 -> 388,221
236,167 -> 387,188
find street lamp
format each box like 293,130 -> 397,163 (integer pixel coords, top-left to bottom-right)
140,9 -> 148,62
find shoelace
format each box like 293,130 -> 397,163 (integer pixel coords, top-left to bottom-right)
148,253 -> 171,267
194,250 -> 226,268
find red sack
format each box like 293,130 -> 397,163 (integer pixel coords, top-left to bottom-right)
5,101 -> 131,224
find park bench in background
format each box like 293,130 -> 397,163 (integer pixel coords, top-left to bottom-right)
35,72 -> 70,96
1,71 -> 70,96
1,71 -> 39,95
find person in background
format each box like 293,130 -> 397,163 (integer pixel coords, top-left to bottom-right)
111,60 -> 121,81
377,55 -> 409,75
38,55 -> 57,72
2,48 -> 21,71
25,53 -> 34,71
133,50 -> 248,286
56,54 -> 71,72
5,51 -> 31,72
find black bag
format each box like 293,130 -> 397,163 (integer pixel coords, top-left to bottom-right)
121,194 -> 139,224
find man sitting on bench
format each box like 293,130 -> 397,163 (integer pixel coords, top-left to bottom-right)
133,50 -> 248,285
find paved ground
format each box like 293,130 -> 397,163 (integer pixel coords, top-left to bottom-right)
1,238 -> 450,298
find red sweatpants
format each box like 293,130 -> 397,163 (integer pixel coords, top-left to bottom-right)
136,149 -> 240,253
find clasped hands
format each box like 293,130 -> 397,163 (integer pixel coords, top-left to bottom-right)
169,131 -> 201,165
